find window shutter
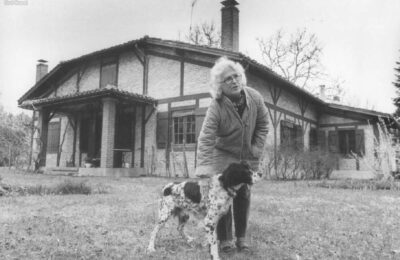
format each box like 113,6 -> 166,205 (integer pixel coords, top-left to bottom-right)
355,129 -> 365,156
295,126 -> 304,150
328,131 -> 338,153
47,121 -> 61,154
317,130 -> 326,150
156,112 -> 169,149
195,108 -> 206,142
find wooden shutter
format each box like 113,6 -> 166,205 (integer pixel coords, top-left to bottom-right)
355,129 -> 365,156
47,121 -> 61,154
156,112 -> 169,149
328,131 -> 338,153
195,108 -> 207,142
317,130 -> 326,150
295,126 -> 304,150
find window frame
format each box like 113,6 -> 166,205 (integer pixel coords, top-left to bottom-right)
172,110 -> 196,150
280,120 -> 302,151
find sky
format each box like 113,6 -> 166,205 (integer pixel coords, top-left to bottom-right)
0,0 -> 399,115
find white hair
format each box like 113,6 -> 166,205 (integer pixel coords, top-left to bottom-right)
209,57 -> 247,99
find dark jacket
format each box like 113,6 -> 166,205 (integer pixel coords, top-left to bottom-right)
195,86 -> 269,177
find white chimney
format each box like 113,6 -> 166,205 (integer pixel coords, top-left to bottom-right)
221,0 -> 239,52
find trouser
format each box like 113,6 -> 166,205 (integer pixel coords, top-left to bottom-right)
217,184 -> 251,241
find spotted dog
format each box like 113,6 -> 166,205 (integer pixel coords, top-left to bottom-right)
147,161 -> 263,260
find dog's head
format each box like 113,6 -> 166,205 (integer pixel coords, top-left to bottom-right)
218,161 -> 263,189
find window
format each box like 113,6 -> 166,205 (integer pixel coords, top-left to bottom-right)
100,58 -> 118,88
338,130 -> 356,155
173,111 -> 196,145
47,121 -> 61,154
309,128 -> 318,150
280,120 -> 303,150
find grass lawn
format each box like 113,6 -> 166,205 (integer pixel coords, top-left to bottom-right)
1,168 -> 400,260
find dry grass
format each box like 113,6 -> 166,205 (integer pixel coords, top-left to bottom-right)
1,168 -> 400,259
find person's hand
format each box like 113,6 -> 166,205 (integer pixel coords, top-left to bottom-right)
194,165 -> 214,178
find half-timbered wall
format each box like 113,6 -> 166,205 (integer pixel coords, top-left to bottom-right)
48,51 -> 144,98
36,43 -> 381,174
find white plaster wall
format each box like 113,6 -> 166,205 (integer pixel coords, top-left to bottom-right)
148,56 -> 180,99
79,61 -> 100,92
118,51 -> 143,94
184,63 -> 210,95
57,74 -> 77,96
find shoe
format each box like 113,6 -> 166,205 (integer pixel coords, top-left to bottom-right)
220,240 -> 235,253
236,240 -> 250,252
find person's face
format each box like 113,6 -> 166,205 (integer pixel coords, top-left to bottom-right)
219,67 -> 243,98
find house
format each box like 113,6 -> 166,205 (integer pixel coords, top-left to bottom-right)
18,0 -> 397,177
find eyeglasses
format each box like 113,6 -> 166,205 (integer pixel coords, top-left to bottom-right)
221,74 -> 242,84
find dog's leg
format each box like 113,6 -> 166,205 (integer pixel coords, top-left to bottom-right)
177,212 -> 194,243
204,214 -> 221,260
147,197 -> 174,252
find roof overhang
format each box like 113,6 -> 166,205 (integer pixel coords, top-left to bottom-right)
19,86 -> 157,111
326,103 -> 392,119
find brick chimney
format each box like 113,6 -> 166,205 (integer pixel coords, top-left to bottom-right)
36,59 -> 48,82
221,0 -> 239,52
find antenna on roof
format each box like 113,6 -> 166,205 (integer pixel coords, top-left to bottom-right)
190,0 -> 198,33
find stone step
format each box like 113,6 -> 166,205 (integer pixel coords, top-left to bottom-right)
46,167 -> 79,172
44,167 -> 79,176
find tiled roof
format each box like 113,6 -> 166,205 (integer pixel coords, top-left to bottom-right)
19,36 -> 323,106
18,36 -> 392,119
326,103 -> 392,118
19,86 -> 156,109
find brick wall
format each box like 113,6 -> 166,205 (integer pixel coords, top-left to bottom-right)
101,98 -> 117,168
144,106 -> 157,172
59,116 -> 74,167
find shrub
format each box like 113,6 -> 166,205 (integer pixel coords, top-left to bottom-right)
0,180 -> 109,196
314,179 -> 400,190
54,180 -> 92,195
261,146 -> 337,180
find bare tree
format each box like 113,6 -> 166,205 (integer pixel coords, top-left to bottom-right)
186,21 -> 221,48
257,29 -> 324,89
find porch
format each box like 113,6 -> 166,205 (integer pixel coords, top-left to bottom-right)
21,87 -> 157,176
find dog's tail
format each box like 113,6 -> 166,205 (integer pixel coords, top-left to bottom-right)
162,182 -> 175,196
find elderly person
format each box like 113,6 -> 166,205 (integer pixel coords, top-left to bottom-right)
195,57 -> 269,252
